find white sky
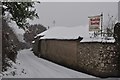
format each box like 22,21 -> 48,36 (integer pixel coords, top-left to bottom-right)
29,2 -> 118,28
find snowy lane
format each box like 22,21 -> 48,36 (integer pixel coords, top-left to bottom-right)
4,49 -> 95,78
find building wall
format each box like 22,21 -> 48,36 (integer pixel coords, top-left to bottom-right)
77,42 -> 119,77
0,30 -> 1,72
35,39 -> 119,77
40,40 -> 78,69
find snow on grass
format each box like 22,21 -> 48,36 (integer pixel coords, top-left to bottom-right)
2,49 -> 95,78
2,59 -> 27,78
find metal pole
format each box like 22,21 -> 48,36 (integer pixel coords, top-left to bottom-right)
101,13 -> 103,37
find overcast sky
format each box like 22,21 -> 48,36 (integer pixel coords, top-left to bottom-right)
29,2 -> 118,28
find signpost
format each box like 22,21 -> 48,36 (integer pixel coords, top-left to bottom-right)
88,13 -> 103,37
101,13 -> 103,37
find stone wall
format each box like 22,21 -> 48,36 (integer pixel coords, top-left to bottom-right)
77,42 -> 119,77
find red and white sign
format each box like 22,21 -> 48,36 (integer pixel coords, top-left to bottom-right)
89,15 -> 101,31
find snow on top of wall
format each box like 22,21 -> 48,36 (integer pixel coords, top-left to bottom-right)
35,26 -> 115,43
35,26 -> 89,40
81,37 -> 115,43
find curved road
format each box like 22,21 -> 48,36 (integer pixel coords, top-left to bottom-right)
4,49 -> 95,78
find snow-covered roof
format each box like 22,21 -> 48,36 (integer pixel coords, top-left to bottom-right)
35,26 -> 115,43
35,26 -> 89,40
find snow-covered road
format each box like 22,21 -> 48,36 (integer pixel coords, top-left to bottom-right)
3,49 -> 95,78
